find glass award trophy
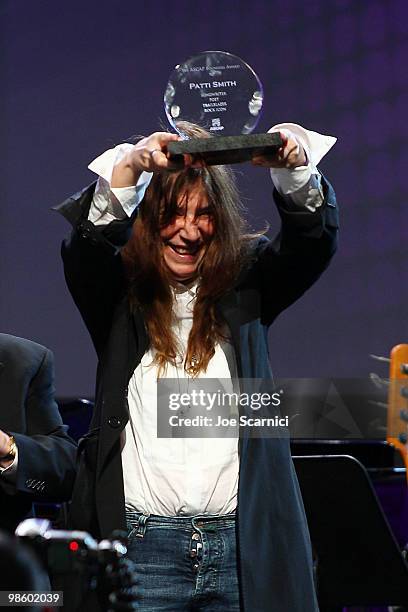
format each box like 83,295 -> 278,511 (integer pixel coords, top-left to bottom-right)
164,50 -> 282,165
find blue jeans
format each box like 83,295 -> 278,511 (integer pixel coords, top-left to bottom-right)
125,509 -> 241,611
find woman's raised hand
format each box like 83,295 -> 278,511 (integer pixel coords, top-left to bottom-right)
111,132 -> 193,188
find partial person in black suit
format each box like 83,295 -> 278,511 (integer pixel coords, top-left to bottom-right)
0,333 -> 77,532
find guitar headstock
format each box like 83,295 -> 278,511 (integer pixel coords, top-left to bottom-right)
387,344 -> 408,481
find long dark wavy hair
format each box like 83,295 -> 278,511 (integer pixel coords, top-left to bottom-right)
121,124 -> 260,376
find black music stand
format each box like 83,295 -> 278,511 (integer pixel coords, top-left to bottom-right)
293,455 -> 408,610
57,397 -> 94,441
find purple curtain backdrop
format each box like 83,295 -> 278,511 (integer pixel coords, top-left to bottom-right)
1,0 -> 407,396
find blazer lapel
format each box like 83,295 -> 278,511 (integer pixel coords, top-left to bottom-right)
216,289 -> 242,378
129,308 -> 149,382
96,303 -> 149,479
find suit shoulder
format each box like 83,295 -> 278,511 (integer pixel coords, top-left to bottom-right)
235,235 -> 271,285
243,235 -> 270,261
0,334 -> 51,369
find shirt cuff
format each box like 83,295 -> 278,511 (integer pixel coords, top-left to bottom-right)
267,123 -> 336,212
87,143 -> 152,226
0,446 -> 18,484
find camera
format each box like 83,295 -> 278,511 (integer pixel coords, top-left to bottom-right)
15,519 -> 138,611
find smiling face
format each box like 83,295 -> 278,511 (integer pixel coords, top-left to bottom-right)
159,184 -> 214,283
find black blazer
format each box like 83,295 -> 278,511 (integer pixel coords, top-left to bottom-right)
0,334 -> 77,532
56,177 -> 339,612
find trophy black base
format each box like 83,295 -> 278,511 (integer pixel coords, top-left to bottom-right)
167,132 -> 283,166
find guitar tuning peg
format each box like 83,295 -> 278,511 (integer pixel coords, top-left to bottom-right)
398,432 -> 408,445
400,409 -> 408,423
369,354 -> 391,363
400,387 -> 408,399
401,363 -> 408,375
369,373 -> 390,388
368,400 -> 388,410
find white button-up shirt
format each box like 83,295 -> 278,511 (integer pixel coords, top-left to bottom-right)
122,283 -> 239,516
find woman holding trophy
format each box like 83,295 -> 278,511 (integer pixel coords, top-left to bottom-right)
57,52 -> 338,611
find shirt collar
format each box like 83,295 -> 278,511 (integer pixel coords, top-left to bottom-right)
171,280 -> 198,298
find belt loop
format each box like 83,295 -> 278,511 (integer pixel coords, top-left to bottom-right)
136,512 -> 150,538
